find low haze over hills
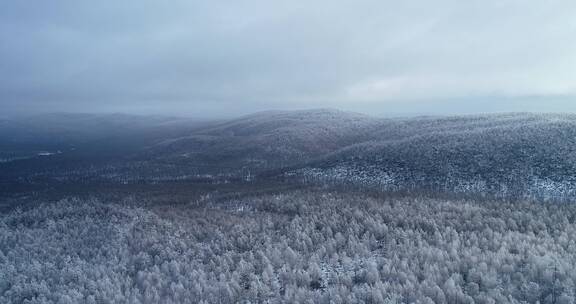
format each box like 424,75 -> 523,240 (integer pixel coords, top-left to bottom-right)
2,109 -> 576,201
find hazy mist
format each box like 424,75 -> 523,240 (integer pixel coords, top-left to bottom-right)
1,0 -> 576,117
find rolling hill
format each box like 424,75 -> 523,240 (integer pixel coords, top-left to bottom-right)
2,110 -> 576,200
143,109 -> 380,170
291,113 -> 576,201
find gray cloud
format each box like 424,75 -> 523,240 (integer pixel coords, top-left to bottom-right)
1,0 -> 576,117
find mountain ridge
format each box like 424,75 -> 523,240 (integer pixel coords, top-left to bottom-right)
2,109 -> 576,200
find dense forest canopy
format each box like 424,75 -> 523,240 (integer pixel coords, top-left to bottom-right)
2,190 -> 576,303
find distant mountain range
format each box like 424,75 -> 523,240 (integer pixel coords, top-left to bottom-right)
2,109 -> 576,200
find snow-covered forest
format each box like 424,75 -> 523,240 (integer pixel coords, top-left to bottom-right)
2,190 -> 576,303
290,113 -> 576,202
3,111 -> 576,303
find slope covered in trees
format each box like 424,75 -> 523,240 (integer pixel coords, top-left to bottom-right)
3,111 -> 576,303
2,190 -> 576,303
145,109 -> 379,170
144,111 -> 576,201
2,110 -> 576,200
291,113 -> 576,201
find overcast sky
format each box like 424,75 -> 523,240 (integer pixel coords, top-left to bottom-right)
1,0 -> 576,117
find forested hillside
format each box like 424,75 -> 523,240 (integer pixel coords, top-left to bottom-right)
3,111 -> 576,303
290,113 -> 576,201
2,110 -> 576,199
145,109 -> 379,170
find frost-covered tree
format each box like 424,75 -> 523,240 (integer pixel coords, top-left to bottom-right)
2,190 -> 576,303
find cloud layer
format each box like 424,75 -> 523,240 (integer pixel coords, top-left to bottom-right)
1,0 -> 576,116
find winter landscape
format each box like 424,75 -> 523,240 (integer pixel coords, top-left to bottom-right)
3,0 -> 576,303
2,110 -> 576,303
